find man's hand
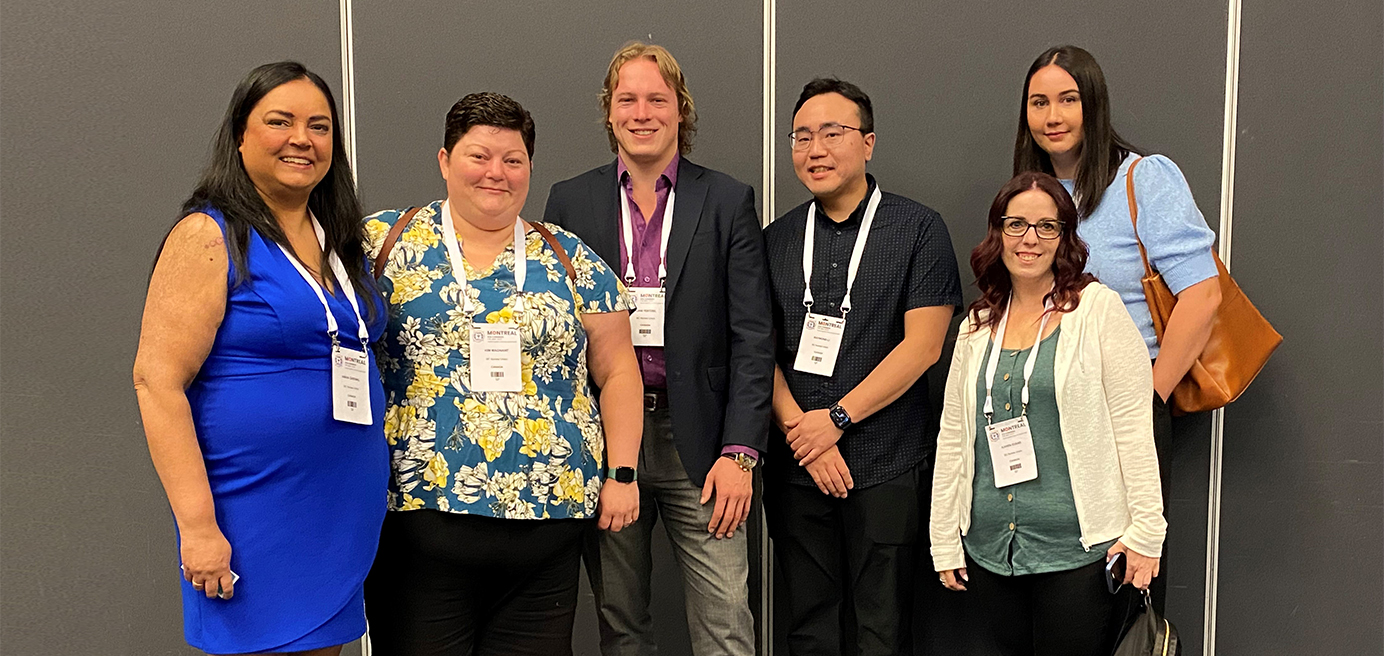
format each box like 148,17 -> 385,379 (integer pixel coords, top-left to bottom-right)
700,457 -> 753,539
804,445 -> 854,498
785,408 -> 844,466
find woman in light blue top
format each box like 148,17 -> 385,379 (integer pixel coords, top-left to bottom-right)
1012,44 -> 1221,611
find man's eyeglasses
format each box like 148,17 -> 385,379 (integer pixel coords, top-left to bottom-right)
1000,217 -> 1065,240
788,123 -> 862,151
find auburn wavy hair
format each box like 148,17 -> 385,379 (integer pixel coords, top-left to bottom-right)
967,171 -> 1096,334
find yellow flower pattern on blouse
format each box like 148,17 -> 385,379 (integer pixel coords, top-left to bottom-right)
364,201 -> 633,520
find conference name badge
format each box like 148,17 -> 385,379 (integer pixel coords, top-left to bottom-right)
332,346 -> 373,425
468,323 -> 522,392
984,415 -> 1039,488
793,311 -> 846,377
629,287 -> 666,347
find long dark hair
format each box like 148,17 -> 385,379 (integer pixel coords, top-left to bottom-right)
173,61 -> 376,317
1012,45 -> 1142,218
967,171 -> 1096,334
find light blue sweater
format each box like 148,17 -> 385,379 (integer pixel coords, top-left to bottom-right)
1065,154 -> 1218,358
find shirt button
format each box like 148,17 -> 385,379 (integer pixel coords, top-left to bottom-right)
642,276 -> 650,283
835,229 -> 842,236
1003,373 -> 1010,381
829,302 -> 837,308
831,262 -> 839,269
1005,402 -> 1011,410
644,354 -> 652,361
1009,522 -> 1016,531
1007,493 -> 1014,502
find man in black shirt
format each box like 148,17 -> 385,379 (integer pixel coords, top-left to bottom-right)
763,78 -> 962,656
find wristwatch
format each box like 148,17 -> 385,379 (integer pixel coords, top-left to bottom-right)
607,466 -> 638,483
721,452 -> 757,472
829,403 -> 853,430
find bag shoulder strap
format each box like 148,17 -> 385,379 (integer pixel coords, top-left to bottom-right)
530,222 -> 577,281
373,207 -> 422,279
1124,157 -> 1158,278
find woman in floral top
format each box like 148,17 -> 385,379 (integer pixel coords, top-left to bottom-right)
362,92 -> 642,655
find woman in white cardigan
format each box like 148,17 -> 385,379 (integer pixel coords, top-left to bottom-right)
930,172 -> 1165,656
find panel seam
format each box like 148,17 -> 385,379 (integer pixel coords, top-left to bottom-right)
1205,0 -> 1242,652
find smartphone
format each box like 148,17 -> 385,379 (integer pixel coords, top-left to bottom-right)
1105,552 -> 1126,594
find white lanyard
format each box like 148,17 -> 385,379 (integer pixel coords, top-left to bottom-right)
619,185 -> 676,286
802,186 -> 882,317
439,200 -> 527,312
983,293 -> 1053,423
277,214 -> 369,349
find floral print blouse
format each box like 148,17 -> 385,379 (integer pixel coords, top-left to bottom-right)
365,201 -> 633,520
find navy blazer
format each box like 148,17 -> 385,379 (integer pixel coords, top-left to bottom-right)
543,157 -> 774,486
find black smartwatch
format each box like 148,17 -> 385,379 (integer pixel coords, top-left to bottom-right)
828,403 -> 853,430
607,466 -> 638,483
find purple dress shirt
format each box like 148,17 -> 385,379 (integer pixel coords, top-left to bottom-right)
617,155 -> 756,461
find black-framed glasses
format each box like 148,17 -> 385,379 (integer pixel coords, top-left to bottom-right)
788,123 -> 861,151
1000,216 -> 1065,240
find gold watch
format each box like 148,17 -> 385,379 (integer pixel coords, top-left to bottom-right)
722,452 -> 757,472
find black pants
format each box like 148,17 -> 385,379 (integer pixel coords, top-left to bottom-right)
766,464 -> 924,656
961,556 -> 1135,656
1150,390 -> 1173,614
364,509 -> 591,656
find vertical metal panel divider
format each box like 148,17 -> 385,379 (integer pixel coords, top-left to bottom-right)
1205,0 -> 1242,653
338,0 -> 368,654
761,0 -> 776,653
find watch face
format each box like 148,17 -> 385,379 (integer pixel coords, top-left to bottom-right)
613,467 -> 636,483
830,406 -> 850,428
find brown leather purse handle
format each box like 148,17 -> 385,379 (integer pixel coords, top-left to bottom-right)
1124,157 -> 1158,279
372,207 -> 576,282
372,207 -> 421,279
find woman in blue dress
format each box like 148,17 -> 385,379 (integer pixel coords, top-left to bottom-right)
133,62 -> 387,655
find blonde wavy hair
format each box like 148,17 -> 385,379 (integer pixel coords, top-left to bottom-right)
599,42 -> 697,155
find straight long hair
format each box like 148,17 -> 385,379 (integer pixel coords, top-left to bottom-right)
172,61 -> 377,317
967,172 -> 1096,334
1012,45 -> 1142,217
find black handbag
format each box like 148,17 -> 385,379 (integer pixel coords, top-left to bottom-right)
1113,590 -> 1179,656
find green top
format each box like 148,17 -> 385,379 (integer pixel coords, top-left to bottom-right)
964,326 -> 1115,576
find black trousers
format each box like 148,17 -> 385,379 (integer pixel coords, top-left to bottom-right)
960,556 -> 1136,656
1150,390 -> 1173,614
364,509 -> 591,656
766,464 -> 924,656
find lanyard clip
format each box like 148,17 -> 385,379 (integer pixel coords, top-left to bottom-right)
329,331 -> 340,348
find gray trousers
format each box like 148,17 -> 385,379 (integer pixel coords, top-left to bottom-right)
585,406 -> 755,656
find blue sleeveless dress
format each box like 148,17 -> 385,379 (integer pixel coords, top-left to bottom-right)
180,209 -> 388,654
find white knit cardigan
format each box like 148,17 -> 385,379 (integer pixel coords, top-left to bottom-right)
929,282 -> 1167,572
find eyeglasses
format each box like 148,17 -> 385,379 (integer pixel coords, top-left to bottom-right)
788,123 -> 862,151
1000,217 -> 1065,240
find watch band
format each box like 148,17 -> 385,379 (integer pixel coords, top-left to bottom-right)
607,466 -> 638,483
721,452 -> 757,472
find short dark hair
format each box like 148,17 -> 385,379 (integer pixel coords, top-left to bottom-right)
443,92 -> 536,157
792,78 -> 874,134
1012,45 -> 1142,217
967,171 -> 1096,334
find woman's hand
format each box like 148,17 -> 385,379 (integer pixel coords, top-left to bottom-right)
598,479 -> 640,532
180,524 -> 234,599
940,568 -> 969,592
1108,541 -> 1161,590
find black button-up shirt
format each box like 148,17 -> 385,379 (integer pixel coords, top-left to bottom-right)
764,176 -> 962,489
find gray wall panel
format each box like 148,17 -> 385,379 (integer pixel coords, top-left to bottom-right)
1218,1 -> 1384,653
0,1 -> 342,653
351,0 -> 763,216
350,3 -> 763,655
774,1 -> 1228,651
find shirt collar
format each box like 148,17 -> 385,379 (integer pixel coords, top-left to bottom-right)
618,152 -> 681,190
812,174 -> 877,229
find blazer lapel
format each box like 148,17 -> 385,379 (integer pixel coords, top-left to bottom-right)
663,158 -> 707,300
585,162 -> 621,266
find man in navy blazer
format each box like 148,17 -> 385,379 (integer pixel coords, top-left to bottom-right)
543,42 -> 772,656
